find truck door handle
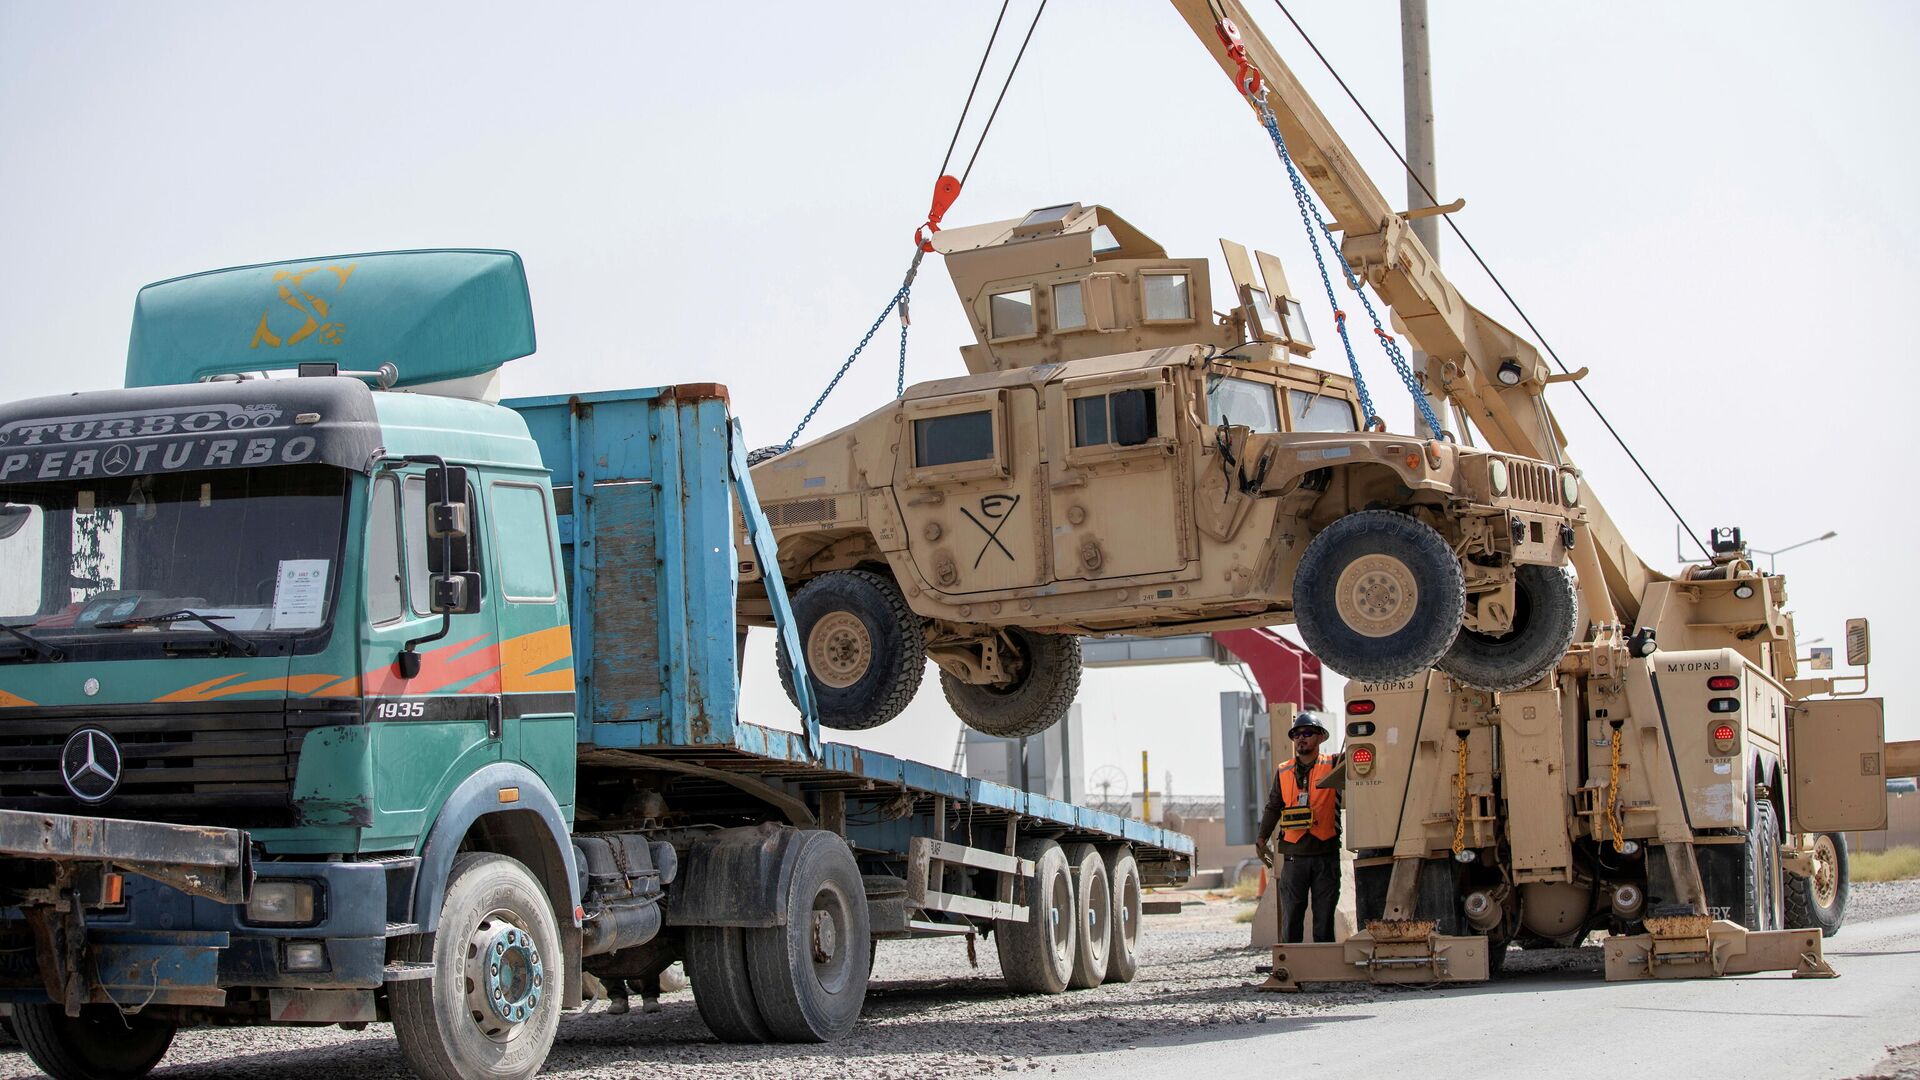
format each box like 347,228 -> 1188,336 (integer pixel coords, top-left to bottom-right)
907,492 -> 945,506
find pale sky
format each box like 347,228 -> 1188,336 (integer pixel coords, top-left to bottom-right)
3,1 -> 1916,798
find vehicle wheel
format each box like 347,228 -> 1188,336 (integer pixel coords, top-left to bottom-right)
1785,832 -> 1849,938
390,853 -> 562,1080
744,830 -> 871,1042
12,1004 -> 175,1080
1754,799 -> 1783,931
777,569 -> 926,730
746,445 -> 787,466
1063,843 -> 1112,989
996,839 -> 1076,994
1292,510 -> 1465,683
685,926 -> 771,1043
1102,846 -> 1143,984
1700,793 -> 1781,931
1436,564 -> 1578,692
941,629 -> 1081,739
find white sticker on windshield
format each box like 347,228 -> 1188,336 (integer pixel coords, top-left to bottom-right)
271,560 -> 330,630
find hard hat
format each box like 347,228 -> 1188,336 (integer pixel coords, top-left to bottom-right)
1288,711 -> 1332,739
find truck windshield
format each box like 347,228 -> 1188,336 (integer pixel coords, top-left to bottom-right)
1206,375 -> 1281,434
0,464 -> 348,642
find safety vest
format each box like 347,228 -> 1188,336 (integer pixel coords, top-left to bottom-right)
1277,755 -> 1339,843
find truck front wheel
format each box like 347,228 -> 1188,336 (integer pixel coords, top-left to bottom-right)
1292,510 -> 1464,683
1785,832 -> 1849,937
13,1004 -> 175,1080
391,853 -> 563,1080
940,629 -> 1081,739
778,570 -> 927,730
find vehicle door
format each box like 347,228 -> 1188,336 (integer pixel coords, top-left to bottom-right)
1045,368 -> 1188,583
1787,697 -> 1887,833
893,388 -> 1045,597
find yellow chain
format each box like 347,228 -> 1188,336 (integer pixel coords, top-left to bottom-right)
1451,731 -> 1471,856
1606,724 -> 1625,852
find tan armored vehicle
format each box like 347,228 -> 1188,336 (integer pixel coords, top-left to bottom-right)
741,203 -> 1583,736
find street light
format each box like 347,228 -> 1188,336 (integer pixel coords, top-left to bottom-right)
1750,531 -> 1838,572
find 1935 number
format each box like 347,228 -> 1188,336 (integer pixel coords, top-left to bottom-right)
374,701 -> 427,719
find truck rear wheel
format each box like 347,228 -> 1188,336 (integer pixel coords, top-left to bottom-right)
996,839 -> 1076,994
1436,564 -> 1578,692
1700,795 -> 1783,931
743,830 -> 871,1042
1292,510 -> 1464,683
1785,832 -> 1848,938
686,927 -> 772,1043
1102,845 -> 1143,983
390,853 -> 562,1080
1063,843 -> 1112,989
777,569 -> 927,730
941,629 -> 1081,739
13,1004 -> 175,1080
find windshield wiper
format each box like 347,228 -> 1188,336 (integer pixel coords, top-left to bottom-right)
0,623 -> 64,662
100,610 -> 259,657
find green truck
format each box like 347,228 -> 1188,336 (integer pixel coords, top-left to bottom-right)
0,250 -> 1192,1080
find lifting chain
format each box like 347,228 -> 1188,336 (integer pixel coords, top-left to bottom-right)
1450,729 -> 1471,857
1605,721 -> 1626,852
780,247 -> 925,453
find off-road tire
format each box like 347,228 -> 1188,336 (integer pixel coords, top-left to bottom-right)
777,569 -> 926,731
12,1004 -> 175,1080
1437,564 -> 1579,692
1754,799 -> 1783,931
685,926 -> 772,1043
390,853 -> 563,1080
941,629 -> 1081,739
1785,832 -> 1848,938
1063,843 -> 1112,989
1101,845 -> 1143,983
996,839 -> 1076,994
746,446 -> 787,466
743,830 -> 871,1042
1292,510 -> 1465,683
1701,794 -> 1782,931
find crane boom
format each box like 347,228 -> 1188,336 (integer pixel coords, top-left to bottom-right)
1169,0 -> 1666,626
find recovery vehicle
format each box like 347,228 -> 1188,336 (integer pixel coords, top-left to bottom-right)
0,251 -> 1192,1080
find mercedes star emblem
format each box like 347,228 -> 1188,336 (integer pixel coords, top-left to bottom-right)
60,727 -> 122,803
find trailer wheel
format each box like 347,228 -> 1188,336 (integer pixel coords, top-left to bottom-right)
1292,510 -> 1464,682
1436,564 -> 1578,692
1063,843 -> 1112,989
1102,845 -> 1143,984
390,853 -> 561,1080
13,1004 -> 175,1080
996,839 -> 1077,994
777,570 -> 927,730
1785,832 -> 1849,938
744,830 -> 871,1042
942,629 -> 1081,739
686,927 -> 772,1043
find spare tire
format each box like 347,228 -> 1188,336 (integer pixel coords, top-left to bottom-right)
941,629 -> 1081,739
1292,510 -> 1464,682
777,570 -> 926,730
1437,564 -> 1579,692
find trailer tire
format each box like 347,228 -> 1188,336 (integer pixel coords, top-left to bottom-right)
686,927 -> 772,1043
1063,843 -> 1112,989
1102,845 -> 1143,984
1785,832 -> 1848,938
390,853 -> 562,1080
1436,564 -> 1578,692
996,839 -> 1077,994
942,629 -> 1081,739
744,830 -> 871,1042
1292,510 -> 1464,683
13,1004 -> 175,1080
777,570 -> 926,731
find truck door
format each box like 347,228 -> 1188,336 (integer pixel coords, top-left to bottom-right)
1787,697 -> 1887,833
1045,369 -> 1187,583
893,388 -> 1045,596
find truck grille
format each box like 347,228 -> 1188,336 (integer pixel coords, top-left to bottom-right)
0,702 -> 348,829
1507,460 -> 1561,507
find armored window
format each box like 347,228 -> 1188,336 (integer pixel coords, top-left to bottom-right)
1141,272 -> 1191,323
1279,297 -> 1313,347
367,475 -> 404,625
1091,225 -> 1123,255
1288,389 -> 1357,433
1020,204 -> 1077,228
989,288 -> 1036,339
489,481 -> 558,603
1073,389 -> 1159,448
1053,281 -> 1086,331
1206,376 -> 1281,434
913,410 -> 995,468
1245,287 -> 1282,341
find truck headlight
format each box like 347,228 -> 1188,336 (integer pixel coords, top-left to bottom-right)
1488,458 -> 1509,497
246,880 -> 320,925
1560,470 -> 1580,506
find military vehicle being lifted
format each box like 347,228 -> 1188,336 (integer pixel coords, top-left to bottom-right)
742,203 -> 1585,737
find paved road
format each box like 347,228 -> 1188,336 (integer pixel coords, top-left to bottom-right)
1049,913 -> 1920,1080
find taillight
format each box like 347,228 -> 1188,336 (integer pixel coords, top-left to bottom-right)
1347,699 -> 1376,715
1708,697 -> 1741,713
1710,721 -> 1739,754
1350,744 -> 1376,777
1707,675 -> 1739,691
1712,724 -> 1736,742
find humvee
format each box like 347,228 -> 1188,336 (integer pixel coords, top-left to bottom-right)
740,204 -> 1584,737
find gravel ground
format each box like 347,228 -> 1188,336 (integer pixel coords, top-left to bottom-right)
3,881 -> 1915,1080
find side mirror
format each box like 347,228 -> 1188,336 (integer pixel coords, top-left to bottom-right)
1846,617 -> 1871,667
0,505 -> 31,541
401,462 -> 484,680
1111,388 -> 1156,447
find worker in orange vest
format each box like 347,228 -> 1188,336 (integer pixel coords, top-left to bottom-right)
1255,712 -> 1342,943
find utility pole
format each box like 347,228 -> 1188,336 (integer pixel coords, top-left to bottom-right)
1400,0 -> 1453,441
